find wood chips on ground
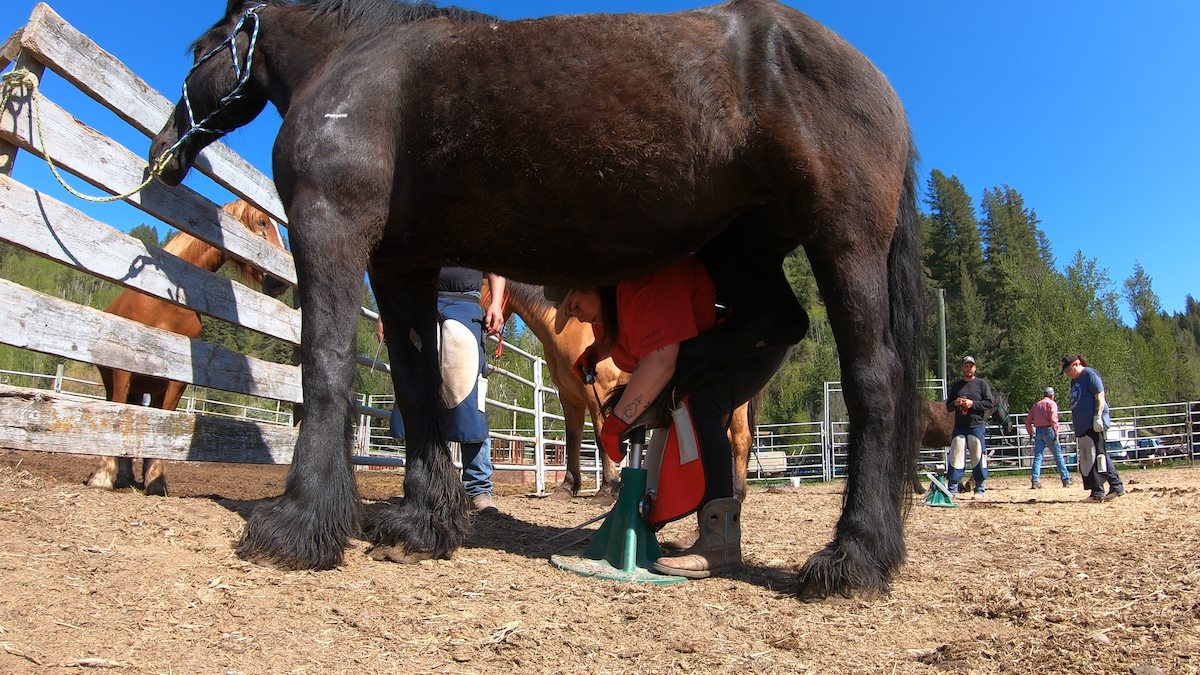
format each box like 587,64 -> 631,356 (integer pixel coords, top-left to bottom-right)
0,449 -> 1196,674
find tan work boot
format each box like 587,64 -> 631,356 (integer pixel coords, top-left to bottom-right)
659,526 -> 700,554
659,511 -> 701,554
472,493 -> 499,515
652,498 -> 742,579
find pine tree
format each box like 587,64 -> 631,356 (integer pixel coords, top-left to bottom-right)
128,224 -> 161,249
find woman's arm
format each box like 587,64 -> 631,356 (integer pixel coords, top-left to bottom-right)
483,274 -> 507,335
613,343 -> 679,424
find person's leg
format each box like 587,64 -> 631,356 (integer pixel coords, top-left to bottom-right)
654,344 -> 789,579
1077,431 -> 1104,500
1050,430 -> 1071,485
460,438 -> 494,497
690,343 -> 790,504
1096,443 -> 1124,499
1032,429 -> 1046,486
946,434 -> 967,493
968,425 -> 987,493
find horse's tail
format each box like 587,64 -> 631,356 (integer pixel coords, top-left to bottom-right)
889,140 -> 926,515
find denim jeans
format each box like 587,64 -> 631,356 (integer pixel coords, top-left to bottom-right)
1031,427 -> 1069,483
460,438 -> 494,498
946,425 -> 987,493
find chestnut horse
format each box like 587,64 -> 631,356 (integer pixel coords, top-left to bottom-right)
920,394 -> 1015,449
86,200 -> 287,496
496,281 -> 756,503
151,0 -> 923,600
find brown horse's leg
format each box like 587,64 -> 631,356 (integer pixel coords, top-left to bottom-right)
730,403 -> 752,502
88,368 -> 134,490
578,394 -> 620,505
550,403 -> 587,499
141,381 -> 187,497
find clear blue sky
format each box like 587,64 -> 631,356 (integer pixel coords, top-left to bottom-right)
3,0 -> 1197,323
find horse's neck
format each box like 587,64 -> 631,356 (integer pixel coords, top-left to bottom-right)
259,11 -> 357,114
164,232 -> 224,272
504,293 -> 559,346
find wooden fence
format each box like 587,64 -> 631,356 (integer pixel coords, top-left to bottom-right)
0,4 -> 304,464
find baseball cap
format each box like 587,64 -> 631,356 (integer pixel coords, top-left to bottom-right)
544,286 -> 574,333
962,356 -> 976,364
1043,386 -> 1055,397
1060,354 -> 1081,374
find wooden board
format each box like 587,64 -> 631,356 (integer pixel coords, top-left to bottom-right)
0,384 -> 297,463
0,278 -> 302,403
15,3 -> 287,224
0,88 -> 297,286
0,174 -> 301,345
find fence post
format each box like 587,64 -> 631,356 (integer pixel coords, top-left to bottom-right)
1189,402 -> 1195,464
533,356 -> 546,494
822,380 -> 832,482
53,363 -> 64,393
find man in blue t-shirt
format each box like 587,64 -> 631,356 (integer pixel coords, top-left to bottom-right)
1062,354 -> 1124,502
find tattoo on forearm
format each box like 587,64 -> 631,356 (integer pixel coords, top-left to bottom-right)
621,395 -> 643,422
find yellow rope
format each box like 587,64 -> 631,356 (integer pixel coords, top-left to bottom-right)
1,68 -> 172,202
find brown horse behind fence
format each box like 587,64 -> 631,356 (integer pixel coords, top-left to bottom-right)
86,200 -> 288,496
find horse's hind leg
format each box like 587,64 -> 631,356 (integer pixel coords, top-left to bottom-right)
142,381 -> 187,497
730,403 -> 751,502
365,269 -> 471,563
792,170 -> 923,600
550,403 -> 586,499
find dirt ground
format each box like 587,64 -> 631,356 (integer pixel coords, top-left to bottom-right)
0,450 -> 1196,674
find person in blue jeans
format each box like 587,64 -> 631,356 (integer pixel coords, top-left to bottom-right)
1025,386 -> 1071,488
945,356 -> 996,497
380,268 -> 507,514
1062,353 -> 1124,502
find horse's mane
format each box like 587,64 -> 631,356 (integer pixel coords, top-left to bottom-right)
505,281 -> 557,314
194,0 -> 495,55
299,0 -> 497,26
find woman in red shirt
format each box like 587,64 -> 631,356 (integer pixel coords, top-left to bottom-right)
550,255 -> 790,578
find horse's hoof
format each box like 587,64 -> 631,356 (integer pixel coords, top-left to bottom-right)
236,497 -> 356,570
144,478 -> 168,497
547,485 -> 574,501
85,473 -> 115,490
588,487 -> 616,507
795,544 -> 892,602
367,545 -> 436,564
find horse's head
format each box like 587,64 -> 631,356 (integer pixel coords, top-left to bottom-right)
992,392 -> 1015,437
221,199 -> 289,298
150,1 -> 275,186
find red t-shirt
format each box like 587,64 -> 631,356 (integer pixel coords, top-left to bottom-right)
599,256 -> 717,373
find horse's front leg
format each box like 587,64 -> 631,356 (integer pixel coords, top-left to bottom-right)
88,367 -> 135,490
235,216 -> 366,570
365,269 -> 471,563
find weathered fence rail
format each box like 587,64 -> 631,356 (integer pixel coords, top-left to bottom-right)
0,4 -> 303,460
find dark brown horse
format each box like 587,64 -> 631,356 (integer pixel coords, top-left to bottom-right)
920,393 -> 1015,449
87,200 -> 288,496
150,0 -> 923,599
